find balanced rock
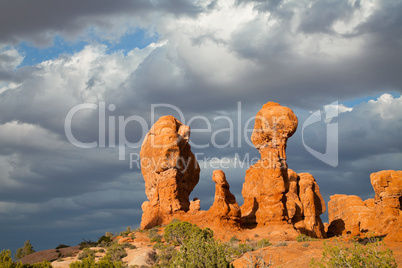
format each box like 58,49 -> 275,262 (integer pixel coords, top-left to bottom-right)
241,102 -> 298,225
140,115 -> 200,229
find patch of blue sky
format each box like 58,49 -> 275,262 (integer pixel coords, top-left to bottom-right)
16,29 -> 159,67
104,29 -> 159,54
342,92 -> 401,107
17,36 -> 88,67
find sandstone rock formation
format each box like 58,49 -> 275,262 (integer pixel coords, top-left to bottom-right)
208,170 -> 241,224
327,170 -> 402,241
327,194 -> 375,237
140,103 -> 327,239
287,172 -> 326,238
241,102 -> 298,225
240,102 -> 326,238
139,115 -> 241,230
371,170 -> 402,241
140,115 -> 200,229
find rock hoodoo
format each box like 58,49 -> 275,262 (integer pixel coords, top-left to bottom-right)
327,170 -> 402,241
239,102 -> 326,238
241,102 -> 298,225
140,115 -> 200,229
208,170 -> 241,225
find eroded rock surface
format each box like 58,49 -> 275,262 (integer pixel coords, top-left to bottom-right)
140,115 -> 200,229
327,170 -> 402,241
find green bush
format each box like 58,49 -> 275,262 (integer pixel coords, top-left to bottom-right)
30,261 -> 52,268
171,233 -> 232,268
106,243 -> 127,262
152,243 -> 175,268
162,220 -> 232,267
310,239 -> 397,268
275,241 -> 288,247
78,248 -> 95,260
105,232 -> 113,239
297,234 -> 318,242
15,240 -> 35,260
0,249 -> 15,267
256,239 -> 272,248
236,243 -> 254,254
70,254 -> 124,268
97,236 -> 111,246
95,253 -> 124,268
79,239 -> 97,250
148,228 -> 162,243
164,220 -> 212,246
119,226 -> 132,237
0,249 -> 51,268
229,236 -> 240,244
55,244 -> 70,249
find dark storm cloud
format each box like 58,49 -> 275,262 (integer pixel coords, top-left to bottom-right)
0,0 -> 202,45
298,0 -> 359,34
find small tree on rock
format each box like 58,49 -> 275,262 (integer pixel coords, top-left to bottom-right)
15,240 -> 35,260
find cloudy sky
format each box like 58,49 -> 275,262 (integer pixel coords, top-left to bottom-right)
0,0 -> 401,252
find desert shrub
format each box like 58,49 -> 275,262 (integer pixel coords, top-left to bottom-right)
297,234 -> 318,242
257,239 -> 272,248
119,226 -> 133,237
121,243 -> 136,250
243,250 -> 273,268
78,248 -> 95,260
163,220 -> 232,267
97,235 -> 111,246
79,239 -> 97,250
275,241 -> 288,247
55,244 -> 70,249
70,251 -> 124,268
15,240 -> 35,260
236,243 -> 254,254
170,232 -> 232,268
0,250 -> 52,268
152,243 -> 175,268
105,232 -> 113,239
70,256 -> 95,268
148,228 -> 162,243
303,242 -> 310,248
129,233 -> 136,240
30,261 -> 52,268
164,220 -> 212,246
95,253 -> 124,268
106,243 -> 127,263
0,249 -> 15,267
229,236 -> 240,244
309,239 -> 397,268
